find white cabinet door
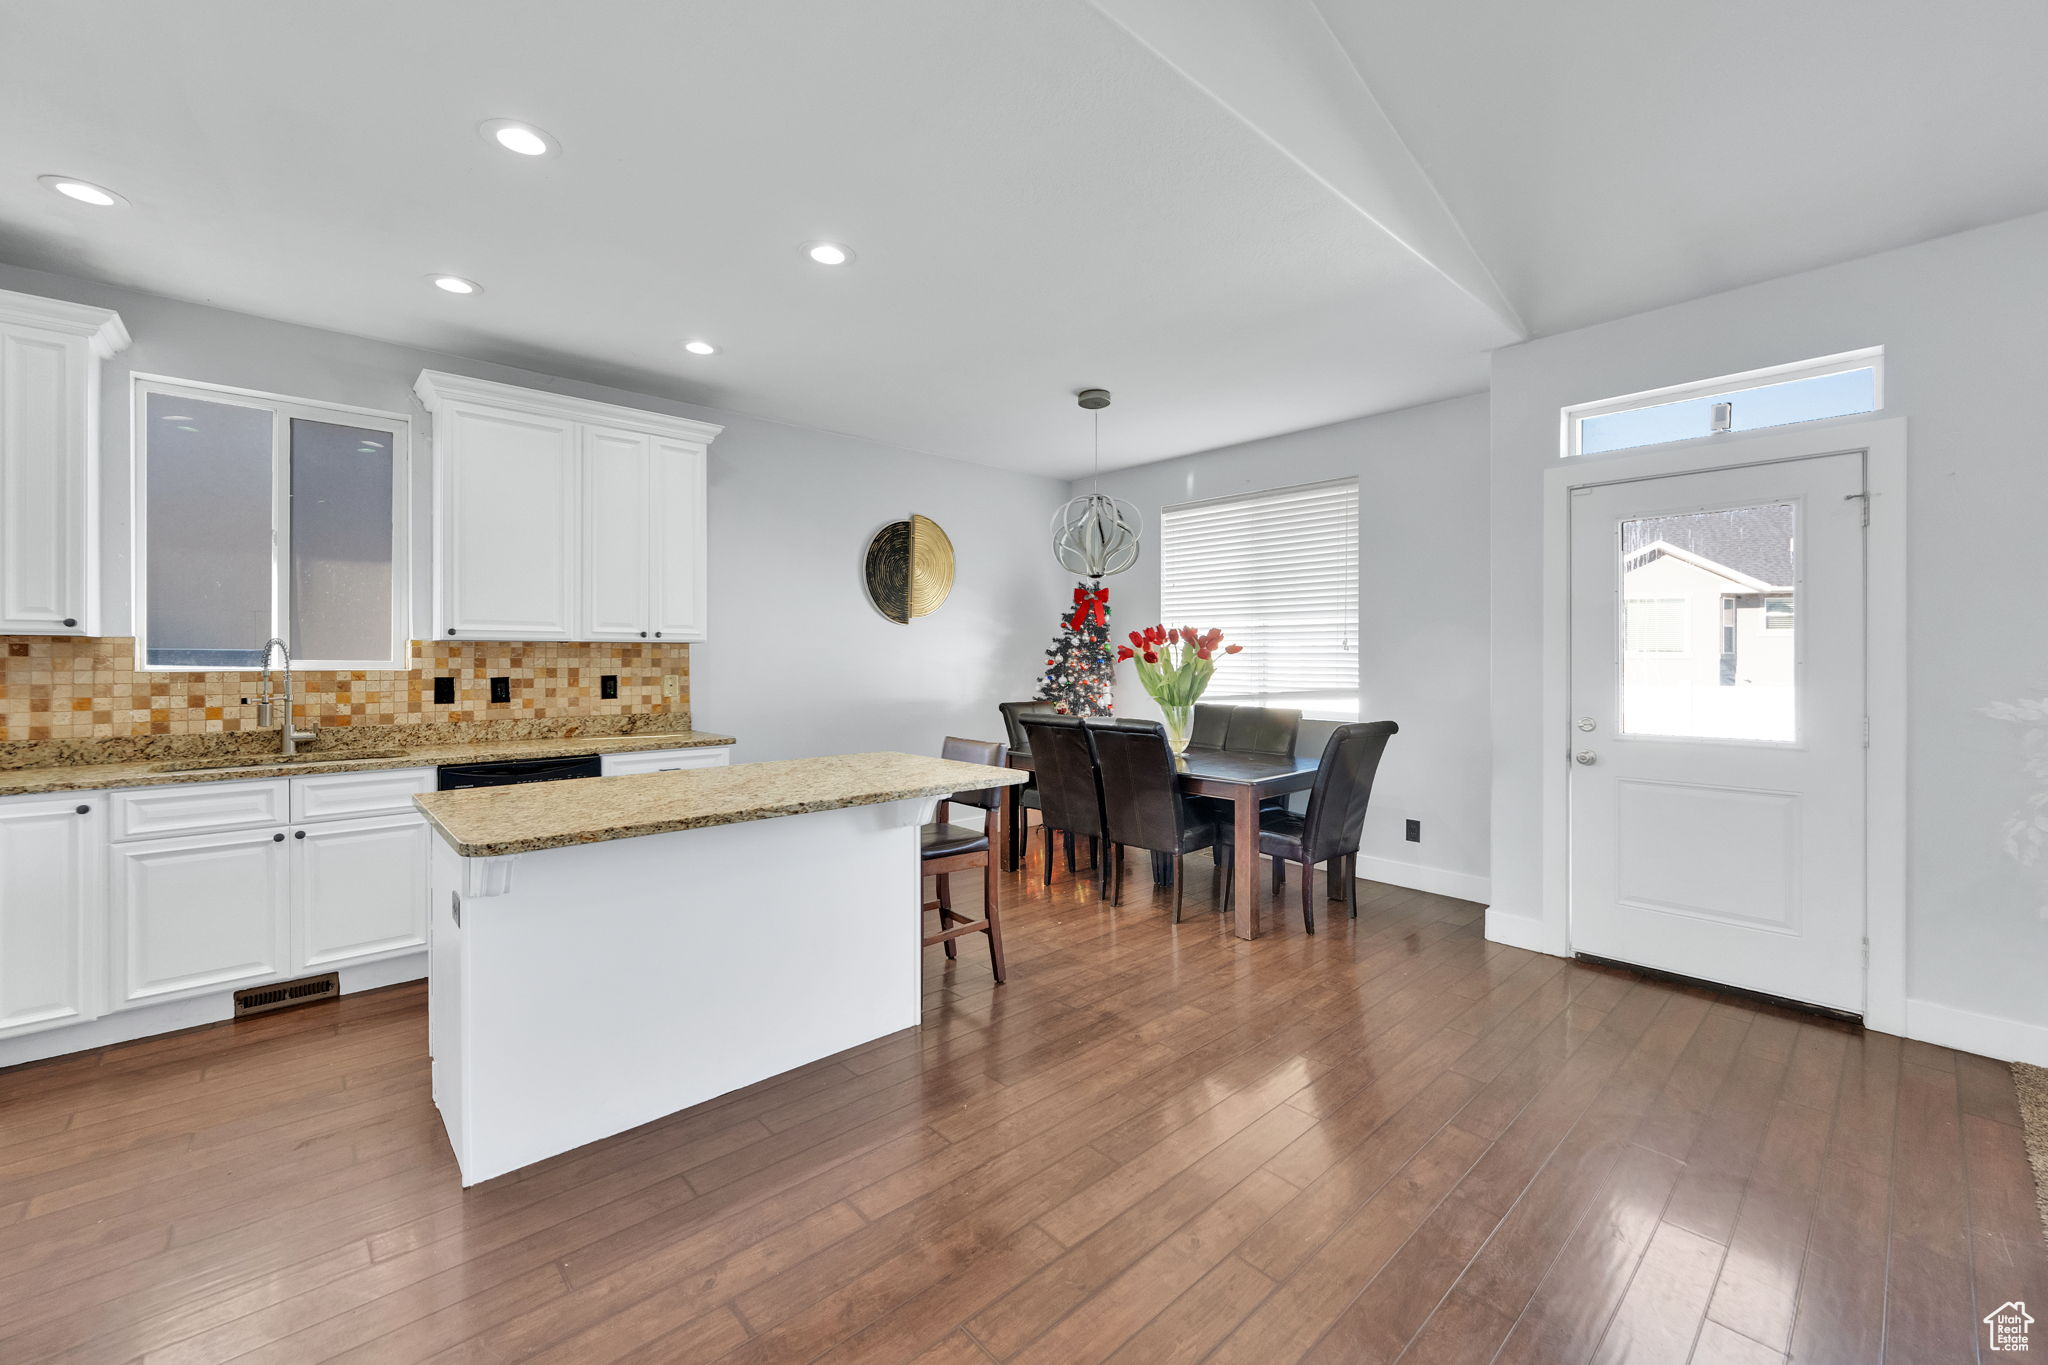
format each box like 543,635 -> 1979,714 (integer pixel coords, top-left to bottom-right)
0,794 -> 102,1037
0,324 -> 93,634
293,814 -> 430,969
650,437 -> 708,642
581,425 -> 653,640
438,403 -> 578,639
110,828 -> 290,1007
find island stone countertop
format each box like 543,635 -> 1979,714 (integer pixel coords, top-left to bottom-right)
0,729 -> 736,798
414,751 -> 1026,857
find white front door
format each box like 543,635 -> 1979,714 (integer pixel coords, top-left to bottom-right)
1568,451 -> 1866,1012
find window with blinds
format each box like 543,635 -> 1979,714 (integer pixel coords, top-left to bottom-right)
1159,478 -> 1359,719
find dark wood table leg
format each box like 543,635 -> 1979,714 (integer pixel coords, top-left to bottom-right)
1231,786 -> 1259,939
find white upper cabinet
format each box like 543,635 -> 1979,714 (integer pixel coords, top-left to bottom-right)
581,425 -> 653,640
434,402 -> 579,640
0,289 -> 128,636
650,436 -> 708,642
416,372 -> 719,643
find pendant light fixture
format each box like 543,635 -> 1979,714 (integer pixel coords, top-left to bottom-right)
1050,388 -> 1141,579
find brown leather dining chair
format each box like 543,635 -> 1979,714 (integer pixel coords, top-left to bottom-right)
997,700 -> 1056,870
921,737 -> 1009,982
1084,718 -> 1233,921
1255,721 -> 1398,933
1190,702 -> 1234,749
1224,705 -> 1300,759
1018,715 -> 1107,893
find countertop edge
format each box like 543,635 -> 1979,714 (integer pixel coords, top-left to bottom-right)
417,764 -> 1028,858
0,731 -> 738,798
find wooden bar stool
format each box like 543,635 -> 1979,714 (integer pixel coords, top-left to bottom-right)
922,736 -> 1009,982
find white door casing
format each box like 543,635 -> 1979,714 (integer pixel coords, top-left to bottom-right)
1568,451 -> 1867,1012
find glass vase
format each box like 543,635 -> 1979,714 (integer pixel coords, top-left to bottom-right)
1160,703 -> 1193,754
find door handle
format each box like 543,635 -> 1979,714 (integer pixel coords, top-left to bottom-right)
1574,750 -> 1599,766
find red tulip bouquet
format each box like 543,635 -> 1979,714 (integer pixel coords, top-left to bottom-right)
1115,625 -> 1244,753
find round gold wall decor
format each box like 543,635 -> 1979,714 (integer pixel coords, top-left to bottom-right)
864,514 -> 955,624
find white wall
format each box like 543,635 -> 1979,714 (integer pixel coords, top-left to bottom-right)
0,260 -> 1070,764
1488,209 -> 2048,1063
1079,393 -> 1492,901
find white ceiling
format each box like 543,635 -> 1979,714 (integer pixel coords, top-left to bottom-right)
2,1 -> 2043,476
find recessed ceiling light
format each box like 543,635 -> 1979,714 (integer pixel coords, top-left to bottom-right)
683,340 -> 718,356
38,175 -> 126,207
430,275 -> 482,295
479,119 -> 558,158
160,414 -> 192,421
804,242 -> 854,266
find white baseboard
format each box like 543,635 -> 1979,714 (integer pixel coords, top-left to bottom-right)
1903,997 -> 2048,1067
0,953 -> 426,1071
1351,854 -> 1491,906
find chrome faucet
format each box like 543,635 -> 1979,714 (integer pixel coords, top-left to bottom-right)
255,637 -> 318,756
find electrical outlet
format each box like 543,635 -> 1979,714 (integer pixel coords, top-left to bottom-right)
662,674 -> 681,699
1405,819 -> 1422,843
433,676 -> 455,705
489,676 -> 511,704
600,674 -> 619,700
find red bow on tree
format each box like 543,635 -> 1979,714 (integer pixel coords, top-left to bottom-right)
1072,584 -> 1109,628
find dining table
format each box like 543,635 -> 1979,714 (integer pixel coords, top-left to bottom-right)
1004,743 -> 1320,940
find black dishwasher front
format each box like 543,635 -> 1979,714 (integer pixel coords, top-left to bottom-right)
436,753 -> 603,791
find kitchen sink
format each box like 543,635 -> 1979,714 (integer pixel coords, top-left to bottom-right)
148,749 -> 408,775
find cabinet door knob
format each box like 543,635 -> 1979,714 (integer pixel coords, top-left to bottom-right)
639,631 -> 648,638
654,631 -> 662,638
272,832 -> 286,842
447,628 -> 457,636
294,829 -> 307,839
74,804 -> 90,815
61,618 -> 77,628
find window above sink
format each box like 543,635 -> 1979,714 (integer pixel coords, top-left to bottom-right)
134,376 -> 410,672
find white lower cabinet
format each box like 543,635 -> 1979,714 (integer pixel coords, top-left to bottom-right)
105,769 -> 435,1013
111,827 -> 292,1007
0,792 -> 104,1038
294,814 -> 431,968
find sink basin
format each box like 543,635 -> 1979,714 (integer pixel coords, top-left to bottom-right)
149,749 -> 407,775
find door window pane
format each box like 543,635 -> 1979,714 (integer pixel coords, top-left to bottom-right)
142,393 -> 273,668
290,418 -> 395,662
1620,503 -> 1795,741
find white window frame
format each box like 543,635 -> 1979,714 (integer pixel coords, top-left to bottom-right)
1560,347 -> 1884,459
1158,476 -> 1360,721
132,374 -> 411,672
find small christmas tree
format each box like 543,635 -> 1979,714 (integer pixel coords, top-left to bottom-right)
1037,581 -> 1114,715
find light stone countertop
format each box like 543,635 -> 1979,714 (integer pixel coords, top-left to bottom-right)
0,730 -> 736,798
414,751 -> 1027,857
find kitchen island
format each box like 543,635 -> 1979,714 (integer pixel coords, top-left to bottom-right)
414,751 -> 1024,1185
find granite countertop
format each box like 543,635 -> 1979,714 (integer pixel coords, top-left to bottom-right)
0,730 -> 736,798
414,751 -> 1027,857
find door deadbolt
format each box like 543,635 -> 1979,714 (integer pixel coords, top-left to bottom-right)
1573,750 -> 1599,765
1577,716 -> 1597,732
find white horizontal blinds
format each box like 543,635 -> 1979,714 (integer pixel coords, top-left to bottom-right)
1159,478 -> 1359,711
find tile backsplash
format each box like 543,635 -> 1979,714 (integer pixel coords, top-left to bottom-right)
0,637 -> 689,742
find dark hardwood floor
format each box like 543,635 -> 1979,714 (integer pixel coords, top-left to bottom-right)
2,845 -> 2043,1363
